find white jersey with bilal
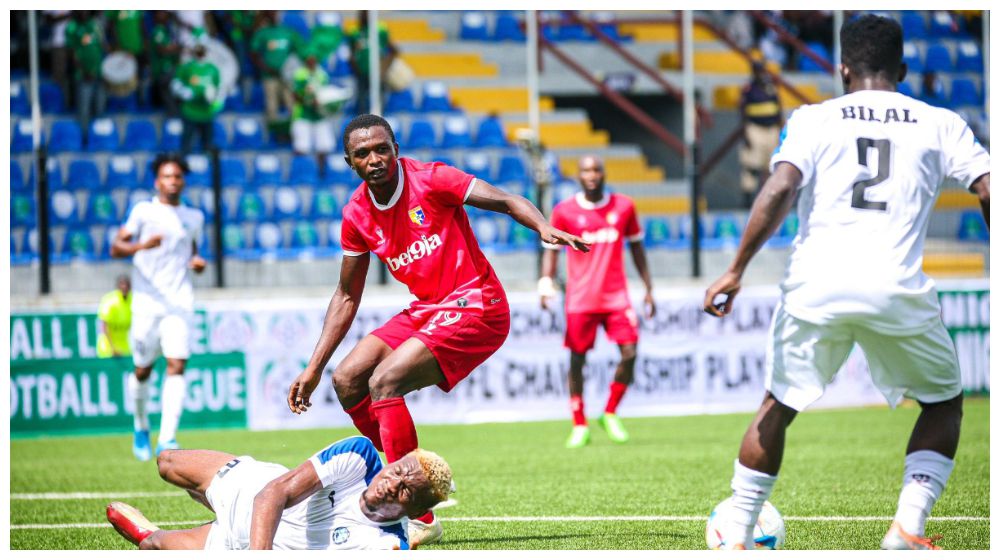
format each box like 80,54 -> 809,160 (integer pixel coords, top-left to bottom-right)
272,437 -> 409,550
772,90 -> 989,334
122,198 -> 204,315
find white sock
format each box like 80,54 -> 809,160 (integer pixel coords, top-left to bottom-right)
893,450 -> 954,536
158,375 -> 187,444
128,375 -> 150,432
724,460 -> 778,548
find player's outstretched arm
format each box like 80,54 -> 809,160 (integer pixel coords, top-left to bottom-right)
628,240 -> 656,318
249,461 -> 324,550
288,253 -> 371,414
110,228 -> 162,258
970,173 -> 990,227
704,162 -> 801,317
466,180 -> 591,252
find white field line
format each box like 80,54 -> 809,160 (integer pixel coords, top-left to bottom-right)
10,516 -> 988,530
12,491 -> 184,500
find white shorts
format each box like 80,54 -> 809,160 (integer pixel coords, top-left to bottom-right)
291,118 -> 335,154
130,312 -> 193,368
203,456 -> 290,550
766,302 -> 962,411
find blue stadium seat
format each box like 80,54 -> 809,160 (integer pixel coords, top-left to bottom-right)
327,219 -> 343,249
407,119 -> 438,150
475,115 -> 508,147
919,74 -> 948,107
88,118 -> 120,152
325,155 -> 356,185
232,117 -> 265,150
222,223 -> 248,255
11,192 -> 36,226
11,161 -> 26,192
123,119 -> 159,151
924,44 -> 954,73
66,159 -> 103,190
508,222 -> 536,249
11,81 -> 29,116
185,154 -> 213,187
273,186 -> 304,219
12,119 -> 39,153
328,44 -> 353,78
440,115 -> 473,149
224,85 -> 248,112
213,120 -> 230,150
897,81 -> 916,98
902,42 -> 923,73
900,12 -> 927,40
497,154 -> 528,184
929,11 -> 964,37
430,153 -> 457,168
766,214 -> 799,248
676,215 -> 709,246
49,189 -> 80,224
955,40 -> 984,73
463,151 -> 494,183
383,116 -> 405,146
247,82 -> 265,112
48,120 -> 83,153
798,42 -> 832,73
957,210 -> 988,241
711,214 -> 743,248
29,158 -> 63,190
220,157 -> 248,186
106,91 -> 139,113
39,82 -> 67,114
289,155 -> 320,185
281,11 -> 311,40
60,227 -> 96,261
290,220 -> 321,249
493,12 -> 526,41
85,191 -> 120,224
253,222 -> 285,257
552,181 -> 577,205
420,81 -> 453,112
949,78 -> 982,107
310,188 -> 342,219
384,89 -> 416,113
235,191 -> 268,222
99,224 -> 120,259
460,12 -> 490,40
104,155 -> 139,189
160,118 -> 184,151
252,154 -> 284,186
473,215 -> 505,249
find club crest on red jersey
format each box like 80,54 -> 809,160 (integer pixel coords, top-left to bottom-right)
408,206 -> 426,225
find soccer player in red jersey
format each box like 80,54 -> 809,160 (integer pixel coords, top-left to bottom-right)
539,155 -> 656,449
287,114 -> 588,546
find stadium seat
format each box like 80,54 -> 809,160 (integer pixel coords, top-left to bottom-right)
247,82 -> 265,112
232,117 -> 265,150
463,151 -> 494,183
213,120 -> 230,150
407,119 -> 438,150
123,119 -> 159,152
382,116 -> 405,146
497,154 -> 528,184
11,192 -> 36,226
106,91 -> 139,113
957,210 -> 988,241
798,42 -> 832,73
766,214 -> 799,248
642,217 -> 672,248
955,41 -> 984,73
39,81 -> 67,114
950,78 -> 982,107
29,158 -> 63,190
327,219 -> 343,248
919,75 -> 948,107
253,222 -> 285,255
222,223 -> 248,255
235,191 -> 267,222
329,44 -> 353,78
325,155 -> 356,185
509,222 -> 536,249
900,12 -> 927,40
441,115 -> 473,149
88,118 -> 120,152
473,215 -> 504,248
48,120 -> 83,153
460,11 -> 490,40
897,81 -> 916,98
60,227 -> 96,261
161,118 -> 183,151
289,155 -> 320,185
420,81 -> 453,112
49,189 -> 80,224
281,11 -> 311,40
310,188 -> 342,219
11,81 -> 29,116
253,154 -> 284,186
924,44 -> 954,73
85,191 -> 120,224
384,88 -> 416,113
430,153 -> 457,167
273,186 -> 304,219
185,154 -> 213,187
902,42 -> 923,73
711,214 -> 743,247
11,161 -> 27,191
676,215 -> 708,244
475,115 -> 508,148
12,119 -> 38,153
220,157 -> 248,186
290,220 -> 321,249
494,12 -> 526,41
66,159 -> 103,190
929,11 -> 963,37
224,85 -> 248,112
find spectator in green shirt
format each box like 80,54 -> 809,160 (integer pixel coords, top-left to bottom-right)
171,41 -> 222,154
106,10 -> 146,98
291,49 -> 336,167
150,11 -> 182,116
250,11 -> 301,126
347,10 -> 397,114
97,275 -> 132,358
65,11 -> 107,141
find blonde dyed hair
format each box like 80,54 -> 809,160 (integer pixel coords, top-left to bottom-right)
412,448 -> 453,504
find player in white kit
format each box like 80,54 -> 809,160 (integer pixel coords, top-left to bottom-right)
703,14 -> 989,550
106,436 -> 452,550
111,153 -> 206,461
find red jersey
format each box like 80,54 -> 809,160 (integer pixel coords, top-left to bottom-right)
549,192 -> 642,314
341,157 -> 508,319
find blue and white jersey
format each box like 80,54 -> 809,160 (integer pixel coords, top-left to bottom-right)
272,436 -> 409,550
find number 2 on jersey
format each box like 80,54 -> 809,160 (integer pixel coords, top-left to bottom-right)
852,137 -> 891,211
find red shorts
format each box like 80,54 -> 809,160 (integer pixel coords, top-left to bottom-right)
565,308 -> 639,354
371,309 -> 510,392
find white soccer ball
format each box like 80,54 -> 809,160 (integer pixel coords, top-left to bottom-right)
705,497 -> 785,550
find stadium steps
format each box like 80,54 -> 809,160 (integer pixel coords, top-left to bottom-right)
343,18 -> 446,42
450,86 -> 556,114
712,82 -> 831,112
934,189 -> 981,210
923,252 -> 986,277
400,52 -> 499,78
506,120 -> 610,149
558,155 -> 664,183
617,21 -> 717,42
